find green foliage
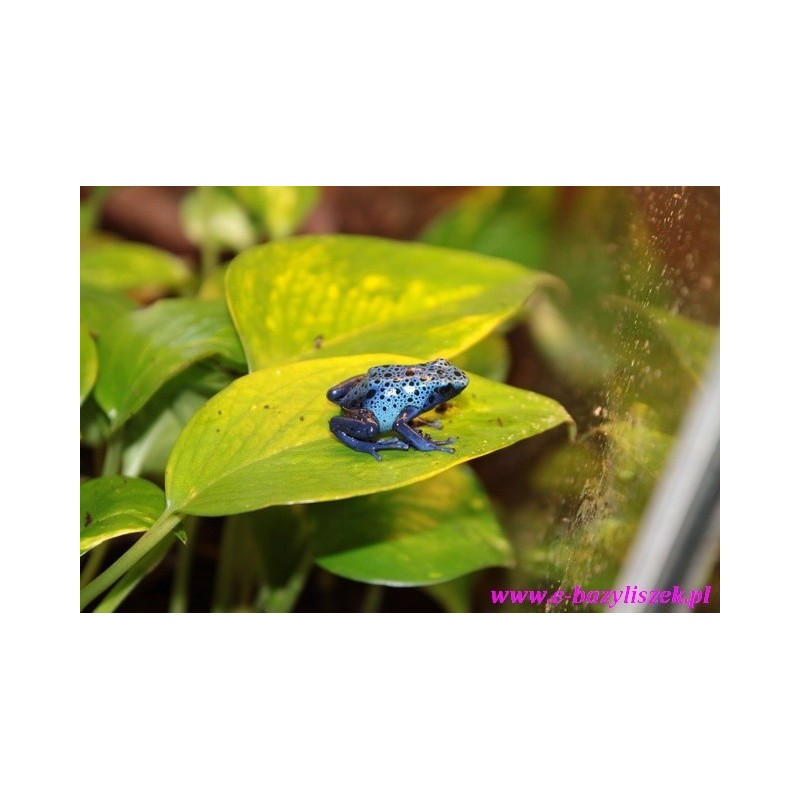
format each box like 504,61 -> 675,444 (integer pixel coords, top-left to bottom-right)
94,299 -> 246,428
79,212 -> 573,611
165,354 -> 572,516
422,187 -> 623,389
226,235 -> 548,370
422,186 -> 555,269
80,186 -> 718,613
310,466 -> 512,586
80,476 -> 169,555
80,242 -> 191,292
121,369 -> 226,479
424,187 -> 719,609
80,285 -> 136,336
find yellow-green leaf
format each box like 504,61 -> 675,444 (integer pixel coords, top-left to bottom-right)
310,467 -> 512,586
226,235 -> 549,370
94,299 -> 246,429
80,476 -> 167,555
80,243 -> 191,292
165,353 -> 573,516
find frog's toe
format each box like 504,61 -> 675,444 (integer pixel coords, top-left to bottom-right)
378,436 -> 410,450
431,437 -> 457,447
428,437 -> 457,453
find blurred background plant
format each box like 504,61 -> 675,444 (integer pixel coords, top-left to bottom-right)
80,186 -> 719,612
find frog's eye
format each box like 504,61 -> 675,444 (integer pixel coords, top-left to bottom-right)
441,383 -> 453,394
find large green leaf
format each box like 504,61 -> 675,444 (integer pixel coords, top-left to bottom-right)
80,324 -> 98,405
310,466 -> 512,586
122,365 -> 232,477
422,186 -> 555,270
94,299 -> 246,429
231,186 -> 319,240
165,353 -> 573,516
80,285 -> 137,336
80,243 -> 191,292
80,476 -> 167,555
225,235 -> 548,370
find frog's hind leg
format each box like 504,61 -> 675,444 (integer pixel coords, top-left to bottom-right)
329,410 -> 409,461
330,428 -> 409,461
393,407 -> 457,453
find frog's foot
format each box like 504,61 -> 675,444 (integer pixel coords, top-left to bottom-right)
330,414 -> 410,461
394,407 -> 458,454
333,431 -> 410,461
422,436 -> 458,453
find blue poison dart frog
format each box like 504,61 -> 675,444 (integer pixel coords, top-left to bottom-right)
327,358 -> 469,460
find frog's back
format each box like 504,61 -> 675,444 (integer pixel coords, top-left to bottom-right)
343,359 -> 468,433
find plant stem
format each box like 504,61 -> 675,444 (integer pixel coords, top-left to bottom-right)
199,186 -> 219,282
211,524 -> 240,612
95,534 -> 175,612
259,549 -> 314,613
169,518 -> 197,613
362,584 -> 384,613
80,541 -> 108,587
102,427 -> 124,476
80,510 -> 182,610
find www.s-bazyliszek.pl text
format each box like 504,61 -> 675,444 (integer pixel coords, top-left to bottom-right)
490,585 -> 713,609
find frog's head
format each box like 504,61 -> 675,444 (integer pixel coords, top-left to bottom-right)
426,357 -> 469,402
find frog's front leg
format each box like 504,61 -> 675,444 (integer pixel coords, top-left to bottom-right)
393,406 -> 457,453
329,408 -> 410,461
